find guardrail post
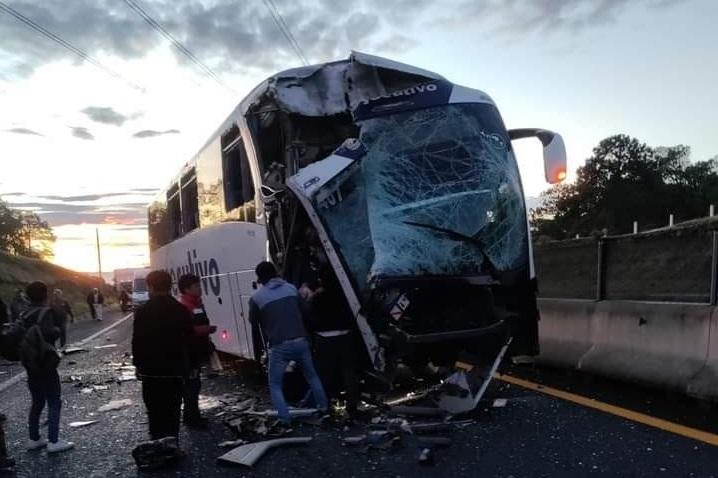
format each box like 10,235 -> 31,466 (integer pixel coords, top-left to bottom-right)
596,239 -> 606,301
711,232 -> 718,306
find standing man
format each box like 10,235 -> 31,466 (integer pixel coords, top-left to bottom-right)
0,297 -> 7,326
249,262 -> 328,425
51,289 -> 74,326
86,288 -> 104,322
19,281 -> 73,454
177,274 -> 217,428
132,270 -> 194,442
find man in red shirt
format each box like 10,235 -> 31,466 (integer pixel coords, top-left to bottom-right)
177,274 -> 217,427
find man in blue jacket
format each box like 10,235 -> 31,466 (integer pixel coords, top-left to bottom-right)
249,261 -> 328,425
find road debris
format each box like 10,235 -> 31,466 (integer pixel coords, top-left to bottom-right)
69,420 -> 98,428
217,437 -> 312,467
218,440 -> 246,448
388,405 -> 446,417
98,399 -> 133,412
94,344 -> 117,350
418,447 -> 435,466
493,398 -> 508,408
63,346 -> 87,355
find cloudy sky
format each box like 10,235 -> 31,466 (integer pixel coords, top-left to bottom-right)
1,0 -> 716,273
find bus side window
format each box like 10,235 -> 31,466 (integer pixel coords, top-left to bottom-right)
167,185 -> 181,240
222,136 -> 256,222
148,196 -> 169,251
181,171 -> 199,234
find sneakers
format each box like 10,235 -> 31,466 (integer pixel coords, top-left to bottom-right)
47,439 -> 74,454
26,438 -> 48,451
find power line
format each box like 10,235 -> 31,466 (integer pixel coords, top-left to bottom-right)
121,0 -> 236,94
262,0 -> 309,66
0,1 -> 145,92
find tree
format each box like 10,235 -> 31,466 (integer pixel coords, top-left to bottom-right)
0,199 -> 55,259
533,134 -> 718,239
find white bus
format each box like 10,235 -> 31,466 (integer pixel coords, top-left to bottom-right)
148,52 -> 566,387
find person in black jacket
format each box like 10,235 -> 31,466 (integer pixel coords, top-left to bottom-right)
300,231 -> 360,416
178,274 -> 217,428
19,281 -> 73,454
132,270 -> 194,442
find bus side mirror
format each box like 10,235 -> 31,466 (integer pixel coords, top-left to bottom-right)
508,128 -> 567,184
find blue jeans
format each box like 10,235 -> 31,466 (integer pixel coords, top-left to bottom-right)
268,337 -> 328,423
28,370 -> 61,443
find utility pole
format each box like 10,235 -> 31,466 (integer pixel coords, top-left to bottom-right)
96,228 -> 103,280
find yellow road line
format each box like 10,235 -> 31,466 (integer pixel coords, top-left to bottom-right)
496,373 -> 718,447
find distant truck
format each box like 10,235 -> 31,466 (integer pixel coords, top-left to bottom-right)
130,268 -> 151,309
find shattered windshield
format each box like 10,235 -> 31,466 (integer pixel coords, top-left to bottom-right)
314,103 -> 528,292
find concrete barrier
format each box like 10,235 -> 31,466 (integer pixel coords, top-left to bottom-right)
538,299 -> 717,400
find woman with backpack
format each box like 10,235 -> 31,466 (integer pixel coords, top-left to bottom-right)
18,281 -> 73,454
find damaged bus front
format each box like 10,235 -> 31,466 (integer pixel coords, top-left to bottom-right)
150,53 -> 565,407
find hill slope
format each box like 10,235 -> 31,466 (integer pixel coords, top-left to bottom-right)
0,251 -> 111,319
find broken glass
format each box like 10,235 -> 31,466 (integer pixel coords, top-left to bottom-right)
314,103 -> 527,292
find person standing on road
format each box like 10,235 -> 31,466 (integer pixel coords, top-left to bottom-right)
132,270 -> 194,442
10,289 -> 29,322
249,261 -> 328,425
0,297 -> 7,326
86,288 -> 104,322
19,281 -> 73,454
177,274 -> 217,428
51,289 -> 74,327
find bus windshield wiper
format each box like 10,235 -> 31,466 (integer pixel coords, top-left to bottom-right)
402,221 -> 499,279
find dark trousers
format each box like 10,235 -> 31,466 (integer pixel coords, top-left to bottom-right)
310,333 -> 359,412
142,378 -> 183,440
27,370 -> 61,443
182,372 -> 201,422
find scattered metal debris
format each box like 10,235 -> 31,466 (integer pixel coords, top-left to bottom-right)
99,399 -> 133,412
69,420 -> 98,428
217,437 -> 312,467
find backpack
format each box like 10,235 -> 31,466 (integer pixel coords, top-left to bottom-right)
0,307 -> 48,362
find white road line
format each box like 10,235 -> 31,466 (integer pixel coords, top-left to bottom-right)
0,312 -> 133,394
77,312 -> 133,345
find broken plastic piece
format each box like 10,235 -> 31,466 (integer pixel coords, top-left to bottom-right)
418,448 -> 435,466
492,398 -> 507,408
69,420 -> 98,428
218,440 -> 246,448
99,399 -> 133,412
217,437 -> 312,467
